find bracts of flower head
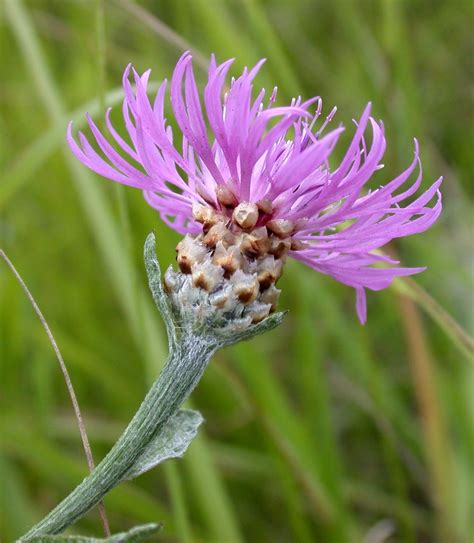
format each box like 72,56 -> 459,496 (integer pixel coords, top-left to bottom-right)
68,51 -> 442,324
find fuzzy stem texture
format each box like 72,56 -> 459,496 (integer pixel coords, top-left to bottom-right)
20,334 -> 216,540
19,233 -> 284,541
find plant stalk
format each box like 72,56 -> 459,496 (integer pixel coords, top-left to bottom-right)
20,334 -> 217,540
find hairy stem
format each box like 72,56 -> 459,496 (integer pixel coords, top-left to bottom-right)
20,334 -> 216,540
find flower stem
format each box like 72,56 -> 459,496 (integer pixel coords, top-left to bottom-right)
19,232 -> 285,540
20,334 -> 217,540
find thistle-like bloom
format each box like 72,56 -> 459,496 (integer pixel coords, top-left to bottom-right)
68,52 -> 442,323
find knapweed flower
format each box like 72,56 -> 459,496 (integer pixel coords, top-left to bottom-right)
68,52 -> 442,324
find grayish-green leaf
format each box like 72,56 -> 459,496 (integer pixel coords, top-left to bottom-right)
28,523 -> 161,542
144,232 -> 179,351
215,310 -> 287,348
125,409 -> 204,480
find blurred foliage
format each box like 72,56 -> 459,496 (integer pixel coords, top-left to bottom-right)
0,0 -> 473,542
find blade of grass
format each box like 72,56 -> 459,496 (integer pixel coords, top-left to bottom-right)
182,434 -> 243,543
0,85 -> 151,211
213,361 -> 316,541
0,456 -> 36,539
393,277 -> 474,360
345,481 -> 431,534
95,0 -> 106,117
268,445 -> 315,543
290,271 -> 355,540
290,262 -> 422,444
96,0 -> 133,259
115,0 -> 208,70
231,342 -> 339,530
241,0 -> 301,93
380,0 -> 421,141
0,249 -> 111,535
163,463 -> 193,543
1,417 -> 172,529
182,0 -> 260,71
5,0 -> 166,378
330,0 -> 388,96
285,264 -> 420,538
39,327 -> 142,406
397,294 -> 462,542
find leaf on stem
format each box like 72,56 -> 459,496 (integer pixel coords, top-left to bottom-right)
27,523 -> 162,542
125,409 -> 204,480
144,232 -> 179,350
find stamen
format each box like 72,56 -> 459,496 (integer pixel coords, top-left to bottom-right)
270,86 -> 278,105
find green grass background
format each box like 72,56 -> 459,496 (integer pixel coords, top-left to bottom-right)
1,0 -> 473,541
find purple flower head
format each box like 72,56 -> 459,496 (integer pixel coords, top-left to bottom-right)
68,52 -> 442,323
